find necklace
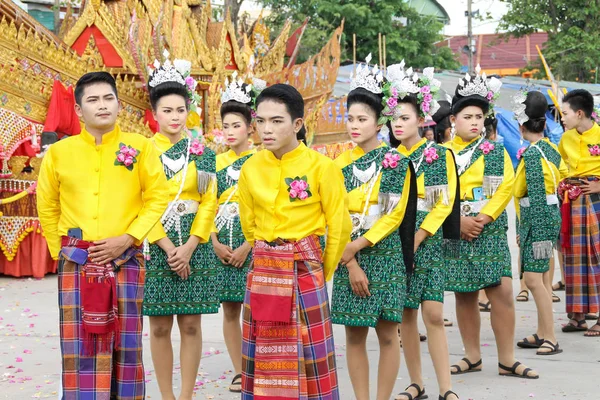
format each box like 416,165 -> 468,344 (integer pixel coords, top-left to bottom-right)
456,137 -> 484,175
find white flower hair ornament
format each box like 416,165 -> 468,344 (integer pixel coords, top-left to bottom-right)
512,90 -> 529,125
380,60 -> 441,124
148,50 -> 201,111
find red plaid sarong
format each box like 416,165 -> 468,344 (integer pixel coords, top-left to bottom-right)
242,235 -> 339,400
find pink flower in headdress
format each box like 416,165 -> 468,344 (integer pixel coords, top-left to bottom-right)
420,86 -> 431,94
387,97 -> 398,109
421,102 -> 430,113
251,110 -> 257,119
486,91 -> 494,101
382,152 -> 401,169
391,87 -> 399,97
423,94 -> 433,103
479,141 -> 495,155
185,76 -> 196,91
423,147 -> 439,164
516,146 -> 527,160
190,139 -> 205,156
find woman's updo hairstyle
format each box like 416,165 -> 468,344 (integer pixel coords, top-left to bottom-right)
451,73 -> 491,116
521,91 -> 548,133
148,81 -> 189,111
220,83 -> 256,126
347,87 -> 385,121
432,100 -> 452,143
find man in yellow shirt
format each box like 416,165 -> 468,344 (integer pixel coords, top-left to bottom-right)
558,89 -> 600,337
36,72 -> 168,399
237,84 -> 351,399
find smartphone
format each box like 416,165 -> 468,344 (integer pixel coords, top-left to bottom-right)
472,187 -> 484,201
67,228 -> 83,240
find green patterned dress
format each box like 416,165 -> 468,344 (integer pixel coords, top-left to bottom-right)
143,136 -> 219,316
214,150 -> 255,303
517,140 -> 562,273
446,138 -> 513,293
331,146 -> 417,327
401,141 -> 459,309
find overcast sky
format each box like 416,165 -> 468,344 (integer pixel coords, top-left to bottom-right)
437,0 -> 509,36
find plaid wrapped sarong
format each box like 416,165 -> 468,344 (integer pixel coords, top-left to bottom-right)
561,191 -> 600,314
242,235 -> 339,400
58,238 -> 146,400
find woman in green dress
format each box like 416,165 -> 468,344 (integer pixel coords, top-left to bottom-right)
142,56 -> 218,400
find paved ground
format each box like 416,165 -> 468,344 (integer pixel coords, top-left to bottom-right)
1,204 -> 599,399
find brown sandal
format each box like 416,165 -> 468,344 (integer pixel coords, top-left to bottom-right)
229,373 -> 242,393
516,290 -> 529,302
584,323 -> 600,337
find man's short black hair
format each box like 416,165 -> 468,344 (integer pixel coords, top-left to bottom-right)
562,89 -> 594,118
74,72 -> 118,106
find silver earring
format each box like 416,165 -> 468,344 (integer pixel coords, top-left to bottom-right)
481,126 -> 486,137
520,138 -> 524,146
450,123 -> 456,140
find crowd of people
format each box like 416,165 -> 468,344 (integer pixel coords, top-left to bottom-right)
34,54 -> 600,400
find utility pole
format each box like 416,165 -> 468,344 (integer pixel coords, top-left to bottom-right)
467,0 -> 473,73
54,0 -> 61,35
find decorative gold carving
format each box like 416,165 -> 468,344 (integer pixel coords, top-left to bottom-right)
254,20 -> 291,78
304,94 -> 328,146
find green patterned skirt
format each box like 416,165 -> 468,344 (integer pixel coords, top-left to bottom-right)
446,210 -> 512,293
143,213 -> 219,316
215,213 -> 251,303
331,230 -> 407,327
406,210 -> 446,309
520,204 -> 561,274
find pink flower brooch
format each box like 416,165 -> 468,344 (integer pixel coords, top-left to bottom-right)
285,176 -> 312,201
479,141 -> 495,155
382,152 -> 401,169
423,147 -> 439,164
115,143 -> 140,171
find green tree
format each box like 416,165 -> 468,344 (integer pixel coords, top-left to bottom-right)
497,0 -> 600,82
258,0 -> 459,70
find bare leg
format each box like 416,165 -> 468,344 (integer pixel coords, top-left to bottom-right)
346,326 -> 370,400
149,315 -> 176,400
451,291 -> 482,372
485,277 -> 538,377
479,289 -> 490,305
374,320 -> 401,400
396,308 -> 421,399
222,302 -> 243,375
177,314 -> 202,400
421,301 -> 454,397
525,271 -> 557,348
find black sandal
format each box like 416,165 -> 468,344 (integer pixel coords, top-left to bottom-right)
395,383 -> 428,400
478,301 -> 491,312
561,319 -> 587,332
450,357 -> 482,375
585,313 -> 599,320
498,361 -> 539,379
536,340 -> 563,355
439,390 -> 459,400
229,373 -> 242,393
419,332 -> 427,342
552,281 -> 565,291
517,333 -> 544,349
552,293 -> 560,303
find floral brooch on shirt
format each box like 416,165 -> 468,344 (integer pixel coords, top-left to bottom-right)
190,139 -> 205,156
516,146 -> 527,160
479,141 -> 495,155
285,176 -> 312,201
588,144 -> 600,156
423,147 -> 439,164
382,152 -> 401,169
114,143 -> 140,171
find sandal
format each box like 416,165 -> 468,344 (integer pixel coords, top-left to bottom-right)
439,390 -> 459,400
517,333 -> 544,349
585,313 -> 599,320
394,383 -> 428,400
420,332 -> 427,342
450,357 -> 482,375
561,319 -> 587,332
552,281 -> 565,291
229,373 -> 242,393
498,361 -> 539,379
536,340 -> 563,355
552,293 -> 560,303
516,290 -> 529,302
478,301 -> 491,312
444,318 -> 453,327
584,323 -> 600,337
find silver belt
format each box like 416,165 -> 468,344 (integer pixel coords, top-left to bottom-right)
460,200 -> 488,216
217,202 -> 240,218
417,198 -> 431,212
168,200 -> 199,216
519,194 -> 559,207
350,205 -> 381,231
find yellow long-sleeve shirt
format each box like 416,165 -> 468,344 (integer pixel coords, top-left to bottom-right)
37,126 -> 169,259
398,138 -> 458,235
514,138 -> 568,219
334,144 -> 412,245
558,122 -> 600,177
146,133 -> 217,244
238,143 -> 351,280
446,136 -> 514,220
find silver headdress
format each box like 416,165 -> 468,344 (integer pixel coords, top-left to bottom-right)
457,64 -> 502,99
148,50 -> 188,88
512,90 -> 529,125
220,71 -> 266,105
350,53 -> 384,94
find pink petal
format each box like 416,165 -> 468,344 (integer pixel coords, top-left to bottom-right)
23,349 -> 32,354
15,357 -> 23,362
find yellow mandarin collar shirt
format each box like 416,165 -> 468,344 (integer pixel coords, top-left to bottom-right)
446,135 -> 514,220
398,138 -> 458,236
238,143 -> 351,280
146,133 -> 217,244
334,142 -> 412,246
514,138 -> 568,219
558,122 -> 600,177
37,125 -> 169,259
